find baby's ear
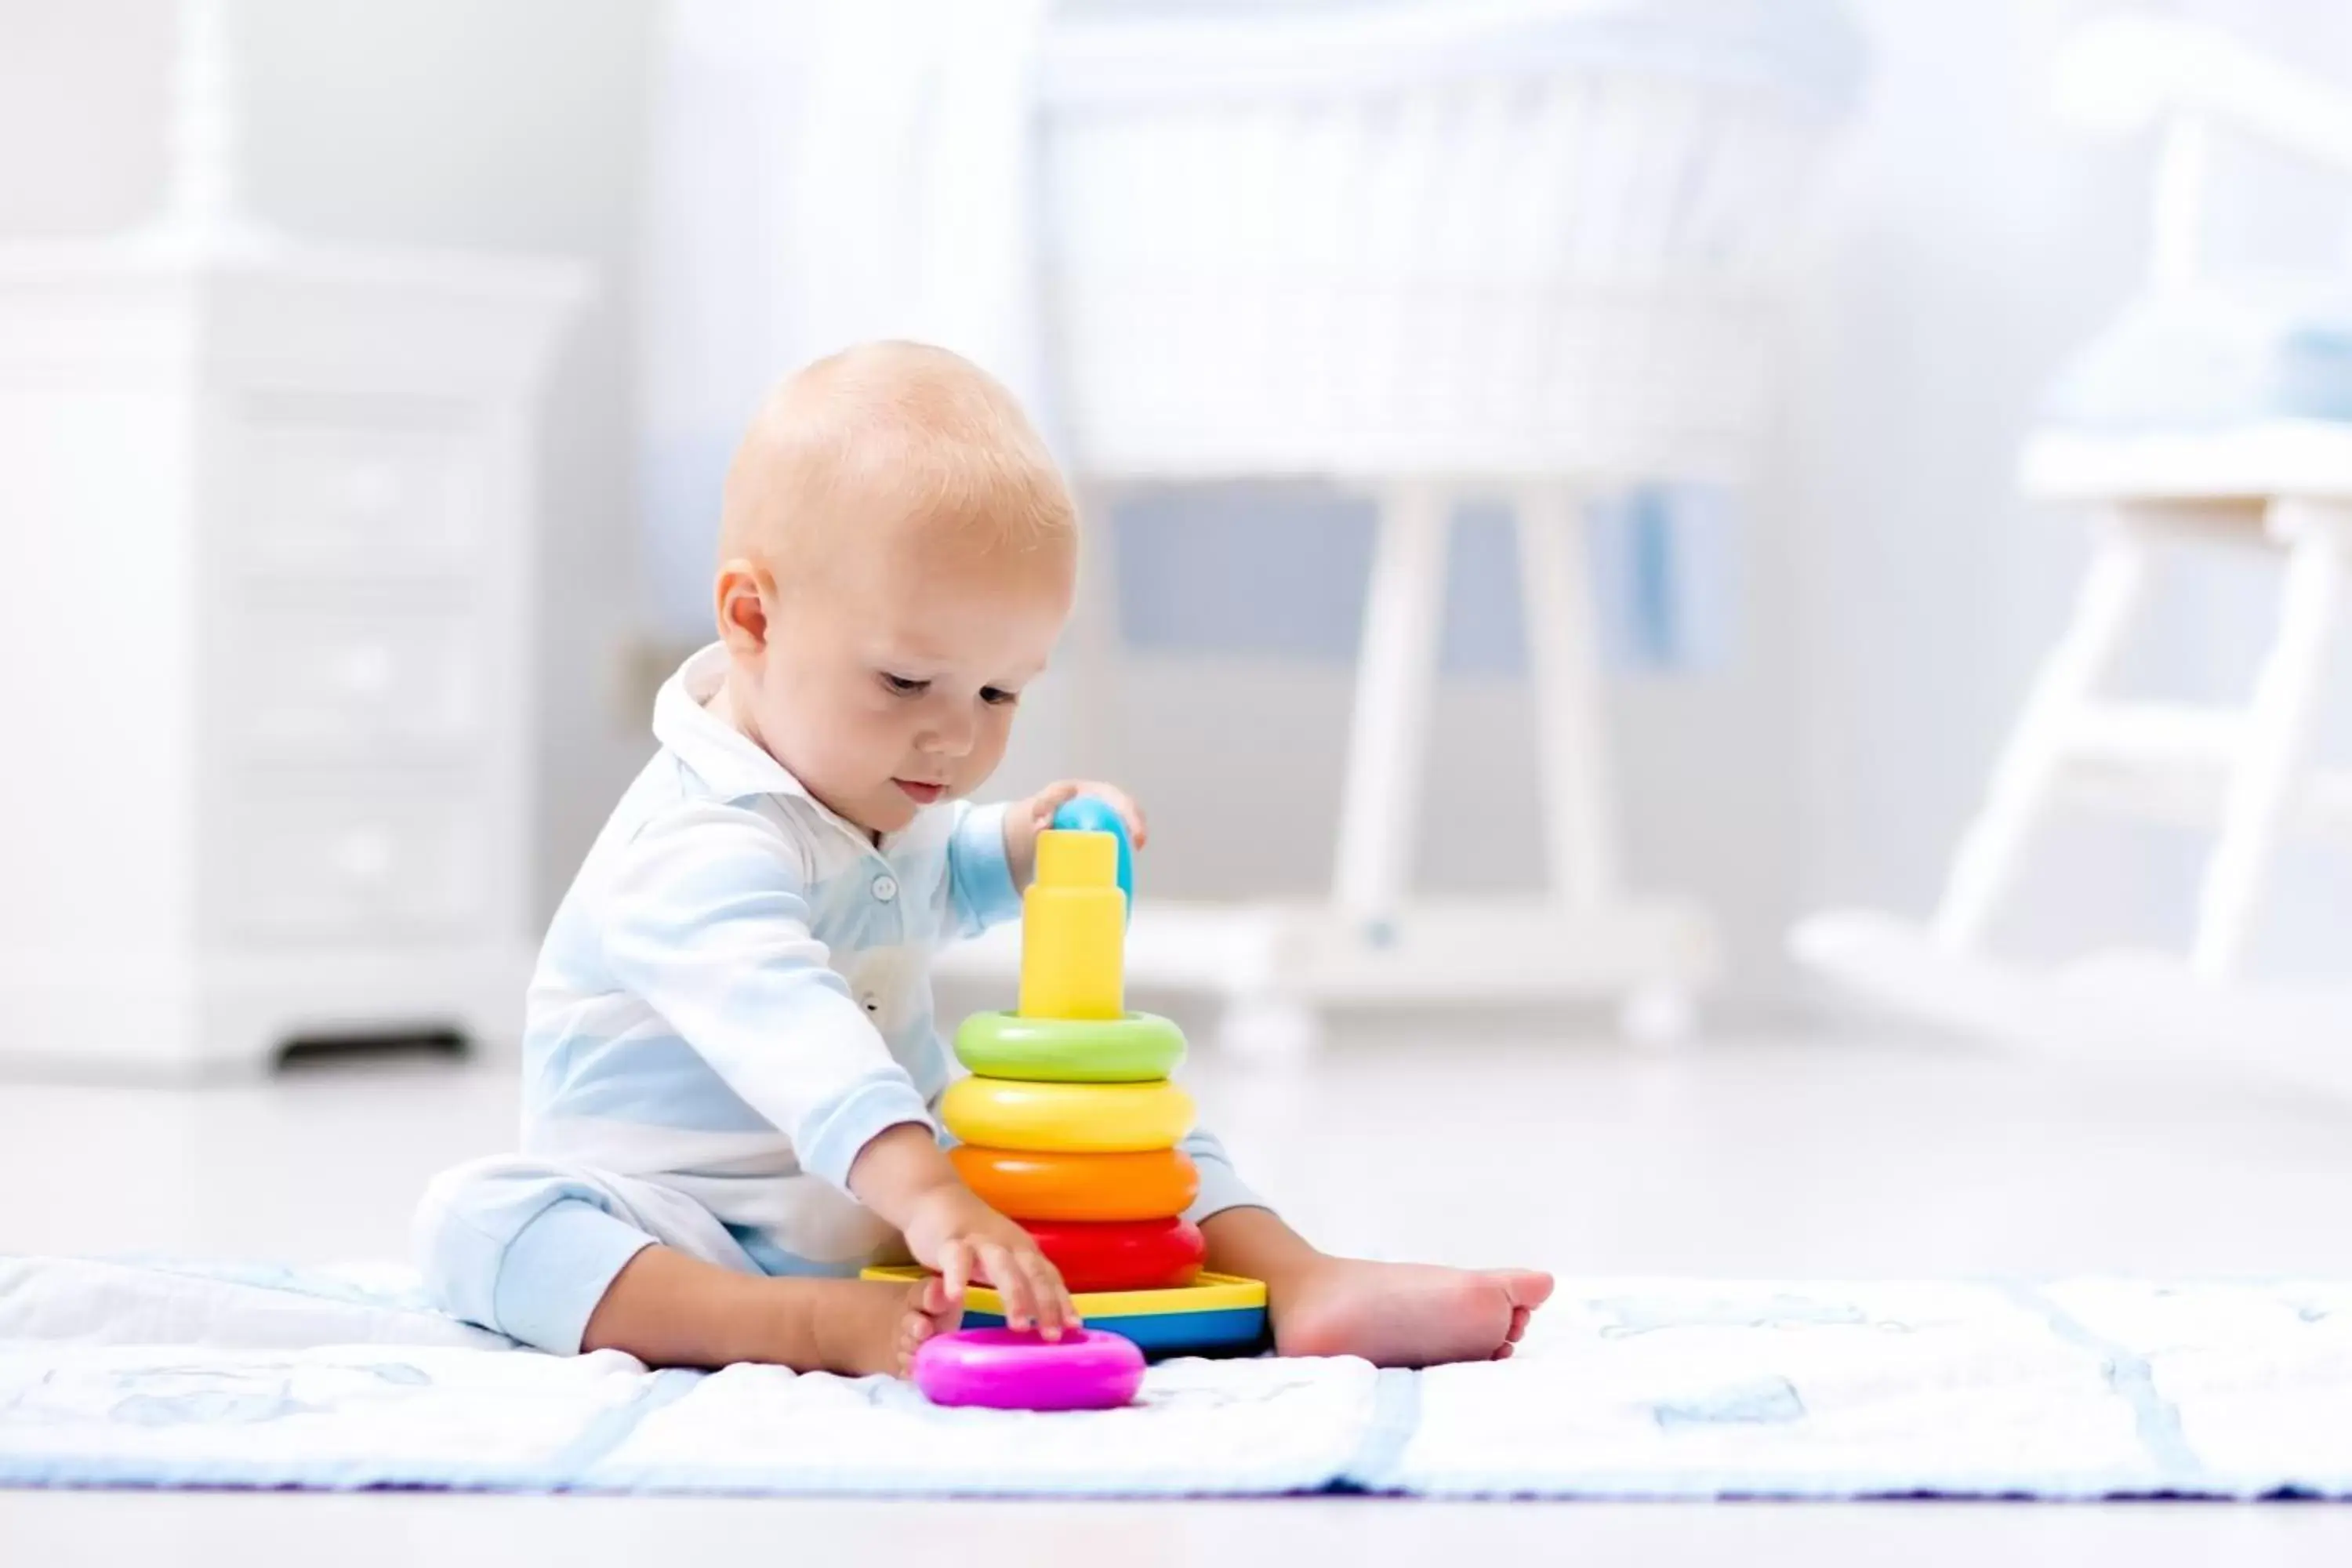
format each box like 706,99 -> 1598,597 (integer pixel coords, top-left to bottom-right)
713,558 -> 771,654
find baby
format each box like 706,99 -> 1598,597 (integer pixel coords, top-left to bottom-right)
416,342 -> 1552,1375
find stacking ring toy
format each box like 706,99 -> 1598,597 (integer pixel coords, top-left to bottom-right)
951,1146 -> 1200,1222
912,1327 -> 1145,1411
941,1077 -> 1193,1153
954,1011 -> 1186,1083
1014,1217 -> 1206,1294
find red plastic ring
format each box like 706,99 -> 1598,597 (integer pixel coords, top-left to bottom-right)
1016,1216 -> 1207,1294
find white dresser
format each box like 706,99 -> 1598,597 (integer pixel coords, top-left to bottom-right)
0,239 -> 588,1077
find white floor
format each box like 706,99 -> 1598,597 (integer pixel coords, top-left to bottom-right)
9,1022 -> 2352,1563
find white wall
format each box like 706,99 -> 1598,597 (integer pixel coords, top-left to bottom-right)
0,0 -> 660,923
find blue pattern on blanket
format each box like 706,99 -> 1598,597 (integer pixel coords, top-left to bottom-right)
18,1360 -> 441,1430
113,1255 -> 448,1316
1653,1377 -> 1806,1432
1591,1291 -> 1903,1338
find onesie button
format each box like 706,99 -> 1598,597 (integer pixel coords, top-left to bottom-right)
872,874 -> 899,903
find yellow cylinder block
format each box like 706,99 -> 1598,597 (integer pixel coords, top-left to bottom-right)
1018,829 -> 1125,1021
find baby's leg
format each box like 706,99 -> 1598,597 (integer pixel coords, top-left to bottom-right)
414,1156 -> 956,1374
1201,1206 -> 1553,1369
581,1244 -> 957,1375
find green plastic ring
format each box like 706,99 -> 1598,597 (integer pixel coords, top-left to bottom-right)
953,1011 -> 1188,1083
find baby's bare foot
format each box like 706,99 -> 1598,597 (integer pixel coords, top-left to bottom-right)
808,1275 -> 963,1377
1271,1258 -> 1553,1369
891,1275 -> 962,1375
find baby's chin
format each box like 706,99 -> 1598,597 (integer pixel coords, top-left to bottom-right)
843,778 -> 960,834
800,778 -> 914,837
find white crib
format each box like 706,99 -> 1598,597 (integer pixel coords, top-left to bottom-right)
940,0 -> 1859,1051
1038,1 -> 1847,487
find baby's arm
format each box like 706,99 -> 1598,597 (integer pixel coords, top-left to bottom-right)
848,1123 -> 1074,1327
595,802 -> 1073,1334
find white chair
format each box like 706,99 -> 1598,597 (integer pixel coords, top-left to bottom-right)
1795,17 -> 2352,1083
935,0 -> 1861,1051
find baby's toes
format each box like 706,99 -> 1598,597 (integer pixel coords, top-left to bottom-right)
1505,1305 -> 1531,1344
898,1316 -> 939,1374
1493,1269 -> 1555,1312
911,1287 -> 954,1334
916,1275 -> 960,1322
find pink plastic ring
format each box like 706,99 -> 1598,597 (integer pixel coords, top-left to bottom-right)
912,1327 -> 1145,1411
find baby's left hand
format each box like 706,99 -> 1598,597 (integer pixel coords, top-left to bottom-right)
1009,780 -> 1147,887
1022,780 -> 1149,850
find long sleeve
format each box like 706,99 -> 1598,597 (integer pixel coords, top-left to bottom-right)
601,800 -> 934,1191
944,799 -> 1023,938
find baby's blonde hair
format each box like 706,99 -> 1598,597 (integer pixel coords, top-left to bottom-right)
718,341 -> 1075,584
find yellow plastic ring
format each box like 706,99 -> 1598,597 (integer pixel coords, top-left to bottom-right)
941,1077 -> 1195,1153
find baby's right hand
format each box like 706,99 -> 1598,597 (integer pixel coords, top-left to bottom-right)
900,1182 -> 1080,1340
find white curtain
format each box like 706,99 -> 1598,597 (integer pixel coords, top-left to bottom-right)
637,0 -> 1050,632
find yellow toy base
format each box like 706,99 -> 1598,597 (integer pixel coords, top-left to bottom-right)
862,1267 -> 1269,1359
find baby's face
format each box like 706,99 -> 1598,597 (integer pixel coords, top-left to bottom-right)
746,531 -> 1073,837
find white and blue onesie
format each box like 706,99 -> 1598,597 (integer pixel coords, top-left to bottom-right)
414,643 -> 1258,1353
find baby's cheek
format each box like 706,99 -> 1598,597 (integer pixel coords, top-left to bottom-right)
813,702 -> 901,787
965,713 -> 1016,781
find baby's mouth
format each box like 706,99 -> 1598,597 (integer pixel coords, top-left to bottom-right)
893,779 -> 947,805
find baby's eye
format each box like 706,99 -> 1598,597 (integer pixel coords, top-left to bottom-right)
880,673 -> 929,697
980,687 -> 1019,707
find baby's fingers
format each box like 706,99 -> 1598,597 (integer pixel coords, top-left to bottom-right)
1087,783 -> 1149,850
1032,781 -> 1083,827
1021,1251 -> 1079,1340
937,1239 -> 973,1303
978,1243 -> 1035,1330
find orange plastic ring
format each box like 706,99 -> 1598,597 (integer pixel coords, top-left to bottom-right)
950,1145 -> 1200,1223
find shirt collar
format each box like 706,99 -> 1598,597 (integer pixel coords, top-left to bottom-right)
651,642 -> 818,806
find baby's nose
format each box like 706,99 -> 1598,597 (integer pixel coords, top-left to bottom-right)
918,722 -> 975,757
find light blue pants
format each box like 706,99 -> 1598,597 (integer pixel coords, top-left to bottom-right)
416,1142 -> 1261,1355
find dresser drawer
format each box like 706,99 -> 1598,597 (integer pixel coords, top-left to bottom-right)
235,414 -> 479,578
216,781 -> 495,943
224,602 -> 485,760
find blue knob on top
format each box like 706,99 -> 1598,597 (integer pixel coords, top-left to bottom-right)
1050,794 -> 1134,915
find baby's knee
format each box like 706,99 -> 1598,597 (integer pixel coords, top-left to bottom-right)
411,1156 -> 539,1327
412,1156 -> 655,1355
